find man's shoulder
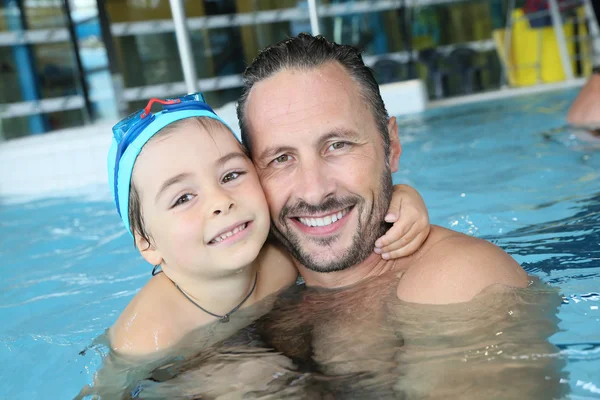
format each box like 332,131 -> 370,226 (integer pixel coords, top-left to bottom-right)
396,226 -> 528,305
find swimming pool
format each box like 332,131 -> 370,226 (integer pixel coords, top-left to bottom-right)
1,88 -> 598,398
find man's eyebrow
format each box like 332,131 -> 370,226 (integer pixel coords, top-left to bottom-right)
257,129 -> 361,163
257,145 -> 296,163
155,172 -> 193,204
318,128 -> 361,144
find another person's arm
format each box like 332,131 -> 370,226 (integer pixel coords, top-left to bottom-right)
567,0 -> 600,130
567,68 -> 600,131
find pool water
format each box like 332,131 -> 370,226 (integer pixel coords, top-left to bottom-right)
1,88 -> 599,398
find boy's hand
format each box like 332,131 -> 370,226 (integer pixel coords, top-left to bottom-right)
374,184 -> 430,260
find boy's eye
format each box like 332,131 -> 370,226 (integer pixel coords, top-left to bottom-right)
222,171 -> 245,183
173,193 -> 194,207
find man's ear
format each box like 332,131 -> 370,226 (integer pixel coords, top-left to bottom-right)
135,233 -> 163,267
387,116 -> 402,172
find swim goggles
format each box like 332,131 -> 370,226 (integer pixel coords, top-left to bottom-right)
107,92 -> 236,234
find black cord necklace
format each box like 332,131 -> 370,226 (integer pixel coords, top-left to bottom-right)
174,271 -> 258,323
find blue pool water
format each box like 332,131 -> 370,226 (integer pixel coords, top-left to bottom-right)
1,88 -> 599,398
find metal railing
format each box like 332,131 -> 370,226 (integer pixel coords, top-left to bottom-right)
1,0 -> 597,121
0,0 -> 498,119
0,38 -> 498,119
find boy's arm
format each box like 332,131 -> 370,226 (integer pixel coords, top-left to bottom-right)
255,240 -> 299,297
375,184 -> 430,259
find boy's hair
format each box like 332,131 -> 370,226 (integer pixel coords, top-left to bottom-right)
128,117 -> 246,247
236,33 -> 390,157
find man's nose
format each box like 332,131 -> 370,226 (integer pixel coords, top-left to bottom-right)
210,188 -> 235,216
296,161 -> 335,206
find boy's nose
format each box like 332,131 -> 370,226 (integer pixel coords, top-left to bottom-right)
211,187 -> 236,216
213,200 -> 235,216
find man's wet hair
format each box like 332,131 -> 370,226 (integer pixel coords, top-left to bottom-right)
236,33 -> 390,157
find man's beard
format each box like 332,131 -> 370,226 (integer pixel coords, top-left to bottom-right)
270,171 -> 394,273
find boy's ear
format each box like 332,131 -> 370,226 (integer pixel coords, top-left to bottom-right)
135,234 -> 163,267
387,116 -> 402,173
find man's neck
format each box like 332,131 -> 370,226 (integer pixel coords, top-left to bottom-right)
296,253 -> 405,289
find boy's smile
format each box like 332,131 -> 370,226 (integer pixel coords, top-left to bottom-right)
131,118 -> 271,279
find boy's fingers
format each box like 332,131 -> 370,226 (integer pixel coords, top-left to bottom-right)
375,220 -> 414,248
381,231 -> 426,259
378,238 -> 408,254
385,213 -> 399,223
377,223 -> 419,253
385,195 -> 403,222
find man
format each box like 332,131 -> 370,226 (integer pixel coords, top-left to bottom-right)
237,33 -> 528,304
233,34 -> 564,398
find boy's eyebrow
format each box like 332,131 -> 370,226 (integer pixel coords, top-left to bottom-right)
215,152 -> 247,166
155,172 -> 193,204
155,153 -> 247,204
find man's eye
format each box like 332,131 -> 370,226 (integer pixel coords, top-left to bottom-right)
272,154 -> 291,164
328,142 -> 348,151
222,171 -> 245,183
173,193 -> 194,207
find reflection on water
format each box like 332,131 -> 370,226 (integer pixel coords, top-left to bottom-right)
80,275 -> 568,399
2,90 -> 598,399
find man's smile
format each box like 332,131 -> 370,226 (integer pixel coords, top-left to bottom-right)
296,207 -> 352,227
290,206 -> 354,236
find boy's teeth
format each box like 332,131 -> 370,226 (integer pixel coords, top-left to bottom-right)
298,208 -> 349,227
212,223 -> 247,244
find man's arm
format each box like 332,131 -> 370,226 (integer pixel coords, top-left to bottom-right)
397,228 -> 528,304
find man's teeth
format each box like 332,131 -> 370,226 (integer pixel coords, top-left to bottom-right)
298,208 -> 349,227
212,223 -> 247,243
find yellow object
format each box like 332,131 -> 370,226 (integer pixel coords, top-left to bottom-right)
493,8 -> 579,87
